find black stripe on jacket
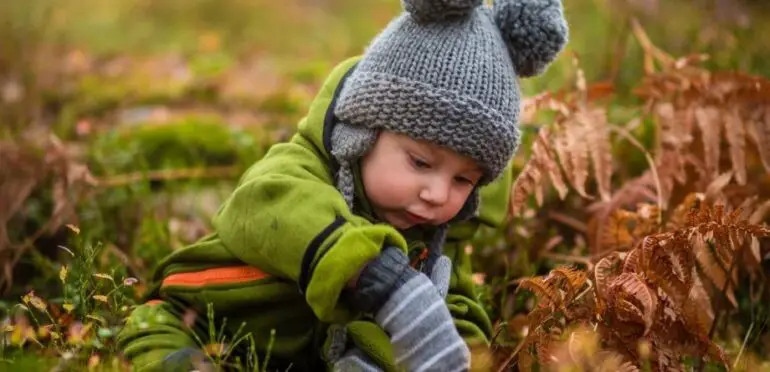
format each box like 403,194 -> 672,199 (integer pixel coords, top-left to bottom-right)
298,61 -> 358,295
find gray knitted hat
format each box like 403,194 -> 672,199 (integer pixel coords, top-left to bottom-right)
330,0 -> 567,254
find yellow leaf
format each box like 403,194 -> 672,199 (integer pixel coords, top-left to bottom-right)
86,314 -> 107,325
88,354 -> 100,371
10,328 -> 23,345
30,297 -> 47,311
37,325 -> 51,339
93,295 -> 109,303
204,343 -> 224,357
24,292 -> 47,311
92,273 -> 113,281
59,265 -> 68,283
63,303 -> 75,313
65,224 -> 80,235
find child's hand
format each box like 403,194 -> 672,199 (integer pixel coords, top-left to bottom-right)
352,247 -> 469,371
425,254 -> 452,299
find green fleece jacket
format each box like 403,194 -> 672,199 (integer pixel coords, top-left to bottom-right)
116,56 -> 513,371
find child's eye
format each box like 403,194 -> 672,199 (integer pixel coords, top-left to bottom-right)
454,176 -> 475,186
410,155 -> 431,169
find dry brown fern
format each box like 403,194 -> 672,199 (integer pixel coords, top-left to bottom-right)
504,21 -> 770,372
0,135 -> 96,294
511,57 -> 615,216
630,16 -> 770,203
511,22 -> 770,238
514,200 -> 769,371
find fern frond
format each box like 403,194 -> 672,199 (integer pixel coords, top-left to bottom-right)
580,106 -> 613,201
594,253 -> 623,300
667,193 -> 703,230
724,107 -> 747,185
600,209 -> 636,252
633,203 -> 660,238
694,105 -> 722,179
518,276 -> 560,308
646,236 -> 694,306
746,106 -> 770,173
510,157 -> 543,217
623,248 -> 642,274
593,351 -> 641,372
548,266 -> 587,303
609,273 -> 658,335
692,233 -> 737,307
560,116 -> 591,198
682,271 -> 714,336
536,128 -> 570,201
527,306 -> 553,330
510,128 -> 570,216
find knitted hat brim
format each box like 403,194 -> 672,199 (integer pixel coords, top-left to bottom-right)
334,71 -> 520,184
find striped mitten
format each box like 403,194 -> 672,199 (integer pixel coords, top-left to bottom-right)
352,247 -> 470,372
333,348 -> 384,372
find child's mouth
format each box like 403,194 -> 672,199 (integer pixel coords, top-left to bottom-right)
403,211 -> 429,225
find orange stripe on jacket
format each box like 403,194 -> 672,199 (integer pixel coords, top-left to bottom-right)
161,266 -> 270,288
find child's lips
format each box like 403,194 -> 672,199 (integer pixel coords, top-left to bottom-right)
403,211 -> 429,225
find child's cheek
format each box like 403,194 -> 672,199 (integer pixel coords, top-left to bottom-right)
439,191 -> 470,222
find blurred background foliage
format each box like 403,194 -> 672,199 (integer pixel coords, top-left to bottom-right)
1,0 -> 769,370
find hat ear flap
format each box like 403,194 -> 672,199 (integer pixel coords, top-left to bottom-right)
403,0 -> 483,23
451,188 -> 481,223
493,0 -> 569,77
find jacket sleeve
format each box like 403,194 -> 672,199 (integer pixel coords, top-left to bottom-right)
117,301 -> 199,371
444,160 -> 513,344
212,138 -> 408,324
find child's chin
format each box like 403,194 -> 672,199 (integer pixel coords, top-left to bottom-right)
383,213 -> 413,230
388,219 -> 414,230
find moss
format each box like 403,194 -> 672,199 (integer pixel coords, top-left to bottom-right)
89,114 -> 268,175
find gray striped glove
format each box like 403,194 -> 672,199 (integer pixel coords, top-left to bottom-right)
426,255 -> 452,299
333,348 -> 384,372
351,247 -> 470,372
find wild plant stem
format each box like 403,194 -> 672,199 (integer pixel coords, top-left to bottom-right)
609,126 -> 665,220
496,337 -> 526,372
699,240 -> 742,372
96,165 -> 240,188
733,322 -> 755,370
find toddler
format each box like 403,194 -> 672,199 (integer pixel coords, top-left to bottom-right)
117,0 -> 568,371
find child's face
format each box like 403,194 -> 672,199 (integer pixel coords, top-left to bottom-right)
360,131 -> 483,230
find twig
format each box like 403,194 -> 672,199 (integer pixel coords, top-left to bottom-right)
733,322 -> 754,370
96,165 -> 241,188
548,211 -> 588,233
1,216 -> 58,294
698,241 -> 743,372
608,15 -> 630,84
489,321 -> 508,346
104,243 -> 143,283
497,280 -> 594,372
540,252 -> 593,268
609,126 -> 665,221
629,18 -> 675,72
496,337 -> 526,372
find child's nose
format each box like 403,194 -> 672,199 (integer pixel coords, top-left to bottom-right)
419,179 -> 450,206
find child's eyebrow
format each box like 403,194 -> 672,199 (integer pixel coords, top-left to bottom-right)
462,166 -> 484,177
409,140 -> 438,157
